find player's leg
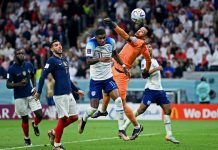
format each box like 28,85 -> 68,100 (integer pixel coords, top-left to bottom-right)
78,79 -> 101,134
78,97 -> 98,134
50,95 -> 70,149
15,98 -> 32,145
29,96 -> 43,136
159,91 -> 179,144
123,102 -> 149,130
110,89 -> 129,141
116,75 -> 143,140
91,93 -> 109,118
65,93 -> 78,128
21,115 -> 32,146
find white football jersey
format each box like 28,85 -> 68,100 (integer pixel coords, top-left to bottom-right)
141,58 -> 163,90
86,37 -> 116,80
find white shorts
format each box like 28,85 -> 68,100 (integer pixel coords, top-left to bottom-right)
15,96 -> 42,116
53,93 -> 77,118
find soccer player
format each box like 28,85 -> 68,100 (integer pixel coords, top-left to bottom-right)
92,18 -> 152,140
78,28 -> 129,141
6,48 -> 43,146
34,40 -> 85,150
123,44 -> 180,144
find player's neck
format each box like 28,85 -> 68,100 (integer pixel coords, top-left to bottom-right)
53,52 -> 62,58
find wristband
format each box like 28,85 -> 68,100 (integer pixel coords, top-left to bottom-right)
122,64 -> 126,68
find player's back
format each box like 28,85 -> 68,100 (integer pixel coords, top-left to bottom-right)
141,58 -> 163,90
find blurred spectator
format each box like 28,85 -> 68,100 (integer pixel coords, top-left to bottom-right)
196,77 -> 211,104
163,62 -> 175,78
0,0 -> 217,79
130,61 -> 141,78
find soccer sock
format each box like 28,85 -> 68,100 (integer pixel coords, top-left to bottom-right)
124,104 -> 140,128
123,110 -> 139,130
34,116 -> 41,126
164,115 -> 172,136
83,107 -> 97,122
64,115 -> 78,128
101,95 -> 110,112
115,97 -> 125,130
21,122 -> 29,138
54,118 -> 66,143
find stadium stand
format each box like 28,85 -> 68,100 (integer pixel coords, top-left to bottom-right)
0,0 -> 218,80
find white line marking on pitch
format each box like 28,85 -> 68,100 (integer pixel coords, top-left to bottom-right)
0,133 -> 161,150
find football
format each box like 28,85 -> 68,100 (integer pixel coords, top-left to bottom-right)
131,8 -> 145,24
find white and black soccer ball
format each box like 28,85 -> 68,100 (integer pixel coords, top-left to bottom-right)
131,8 -> 145,24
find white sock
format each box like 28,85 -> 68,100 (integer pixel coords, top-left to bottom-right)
54,142 -> 61,147
164,115 -> 172,136
123,110 -> 139,130
115,97 -> 125,130
83,107 -> 97,122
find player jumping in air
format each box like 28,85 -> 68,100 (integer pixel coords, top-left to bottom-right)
78,28 -> 130,141
92,18 -> 152,140
123,44 -> 180,144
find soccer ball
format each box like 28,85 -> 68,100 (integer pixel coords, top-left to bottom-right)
131,8 -> 145,24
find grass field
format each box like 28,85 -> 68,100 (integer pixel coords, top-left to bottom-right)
0,120 -> 218,150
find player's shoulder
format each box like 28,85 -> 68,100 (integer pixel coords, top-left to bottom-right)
105,37 -> 115,45
24,61 -> 34,67
151,58 -> 158,64
8,63 -> 16,72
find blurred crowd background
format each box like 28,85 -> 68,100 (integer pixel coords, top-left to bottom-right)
0,0 -> 218,81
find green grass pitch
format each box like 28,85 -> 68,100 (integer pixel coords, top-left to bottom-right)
0,120 -> 218,150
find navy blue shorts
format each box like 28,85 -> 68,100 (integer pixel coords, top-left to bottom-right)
142,88 -> 170,105
89,77 -> 118,99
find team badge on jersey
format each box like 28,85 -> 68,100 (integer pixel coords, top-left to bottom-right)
63,61 -> 67,66
87,49 -> 91,54
91,91 -> 96,96
44,64 -> 49,69
22,71 -> 26,76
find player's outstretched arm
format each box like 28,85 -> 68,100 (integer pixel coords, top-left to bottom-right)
103,18 -> 132,42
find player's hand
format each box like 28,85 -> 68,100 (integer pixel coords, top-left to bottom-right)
31,87 -> 36,96
19,79 -> 28,87
123,67 -> 131,78
142,69 -> 150,79
103,18 -> 117,29
99,57 -> 111,62
77,90 -> 85,96
33,92 -> 40,101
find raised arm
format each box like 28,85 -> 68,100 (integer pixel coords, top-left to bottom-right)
103,18 -> 133,43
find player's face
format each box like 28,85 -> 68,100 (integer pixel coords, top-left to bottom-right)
135,27 -> 147,39
51,41 -> 62,54
15,49 -> 25,62
147,44 -> 153,57
96,34 -> 106,46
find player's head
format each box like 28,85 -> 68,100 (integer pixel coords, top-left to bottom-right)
201,77 -> 206,82
147,44 -> 153,57
95,28 -> 106,46
50,39 -> 63,55
135,25 -> 152,40
14,48 -> 25,63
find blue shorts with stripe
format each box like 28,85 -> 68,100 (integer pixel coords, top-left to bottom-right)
142,88 -> 170,105
89,77 -> 118,99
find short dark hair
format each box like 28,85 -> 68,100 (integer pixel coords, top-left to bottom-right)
49,39 -> 59,48
14,48 -> 24,55
95,28 -> 106,36
144,25 -> 152,37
